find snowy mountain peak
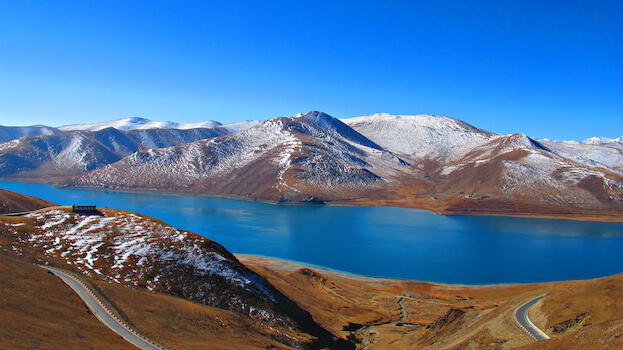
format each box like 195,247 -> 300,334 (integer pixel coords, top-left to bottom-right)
59,117 -> 222,132
342,113 -> 495,160
293,111 -> 383,151
581,136 -> 623,145
541,136 -> 623,145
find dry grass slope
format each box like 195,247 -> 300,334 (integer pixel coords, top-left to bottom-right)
240,255 -> 623,350
0,188 -> 56,214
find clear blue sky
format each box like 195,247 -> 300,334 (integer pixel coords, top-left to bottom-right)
0,0 -> 621,140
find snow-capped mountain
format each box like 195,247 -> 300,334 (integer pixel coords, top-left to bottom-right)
63,111 -> 623,219
546,136 -> 623,145
436,133 -> 623,209
342,113 -> 495,161
0,126 -> 240,177
538,138 -> 623,174
1,206 -> 344,348
2,111 -> 621,219
580,136 -> 623,145
66,111 -> 410,202
0,125 -> 61,143
58,117 -> 222,132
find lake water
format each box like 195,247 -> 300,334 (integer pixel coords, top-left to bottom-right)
2,180 -> 623,284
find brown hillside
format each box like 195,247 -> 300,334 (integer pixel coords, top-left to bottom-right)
0,254 -> 135,350
0,207 -> 351,349
240,255 -> 623,350
0,188 -> 56,214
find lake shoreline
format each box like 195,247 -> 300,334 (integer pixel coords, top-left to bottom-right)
236,253 -> 610,288
2,179 -> 623,285
2,177 -> 621,223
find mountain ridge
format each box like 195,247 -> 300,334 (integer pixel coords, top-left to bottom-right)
2,111 -> 622,221
58,116 -> 222,132
1,114 -> 619,145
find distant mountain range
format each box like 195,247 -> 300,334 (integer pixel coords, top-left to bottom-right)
1,112 -> 621,220
58,116 -> 222,131
0,120 -> 260,177
0,117 -> 260,143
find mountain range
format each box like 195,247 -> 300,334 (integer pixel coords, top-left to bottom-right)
1,112 -> 622,220
0,117 -> 260,143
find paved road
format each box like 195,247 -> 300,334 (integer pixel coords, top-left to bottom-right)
514,294 -> 551,342
42,266 -> 166,350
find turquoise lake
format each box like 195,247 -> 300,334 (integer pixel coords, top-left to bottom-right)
2,180 -> 623,284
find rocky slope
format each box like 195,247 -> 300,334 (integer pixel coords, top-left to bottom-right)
430,133 -> 623,218
0,205 -> 348,349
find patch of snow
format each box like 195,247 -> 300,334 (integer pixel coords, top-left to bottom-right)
21,210 -> 276,301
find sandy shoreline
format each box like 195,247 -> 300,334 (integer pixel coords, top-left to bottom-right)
235,253 -> 525,288
236,254 -> 395,282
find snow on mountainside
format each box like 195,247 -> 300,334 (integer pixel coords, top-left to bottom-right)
342,113 -> 495,161
66,111 -> 411,201
436,133 -> 623,205
539,139 -> 623,174
0,126 -> 237,177
13,209 -> 273,303
0,125 -> 61,143
59,117 -> 221,131
216,120 -> 262,134
0,207 -> 345,348
560,136 -> 623,145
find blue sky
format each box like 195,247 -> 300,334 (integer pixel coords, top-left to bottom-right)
0,0 -> 621,140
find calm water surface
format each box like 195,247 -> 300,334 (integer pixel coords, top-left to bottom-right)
2,180 -> 623,284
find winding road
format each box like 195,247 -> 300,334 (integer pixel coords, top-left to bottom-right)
41,265 -> 166,350
514,294 -> 550,342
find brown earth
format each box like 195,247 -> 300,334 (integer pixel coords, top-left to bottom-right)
90,278 -> 309,350
0,253 -> 305,350
0,188 -> 57,214
238,255 -> 623,350
0,254 -> 135,350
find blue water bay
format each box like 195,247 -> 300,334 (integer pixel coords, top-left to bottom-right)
2,180 -> 622,284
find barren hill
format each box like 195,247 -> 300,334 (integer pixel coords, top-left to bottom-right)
241,255 -> 623,350
0,188 -> 56,214
0,206 -> 349,349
